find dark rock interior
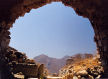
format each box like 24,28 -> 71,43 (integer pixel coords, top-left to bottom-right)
0,0 -> 108,78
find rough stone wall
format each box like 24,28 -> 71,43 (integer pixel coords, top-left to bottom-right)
90,0 -> 108,73
0,0 -> 108,78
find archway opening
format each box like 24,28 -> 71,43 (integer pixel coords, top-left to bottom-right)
9,2 -> 97,76
10,2 -> 96,58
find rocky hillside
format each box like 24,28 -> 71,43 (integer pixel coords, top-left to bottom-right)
59,54 -> 104,79
66,53 -> 94,65
34,54 -> 70,74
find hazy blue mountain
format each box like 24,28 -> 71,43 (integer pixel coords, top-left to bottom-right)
34,54 -> 70,74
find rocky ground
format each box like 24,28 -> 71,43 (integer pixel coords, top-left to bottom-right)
2,47 -> 104,79
59,54 -> 104,79
3,46 -> 46,79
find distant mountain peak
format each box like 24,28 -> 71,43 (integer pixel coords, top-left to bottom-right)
39,54 -> 48,57
62,55 -> 70,58
34,54 -> 48,58
34,54 -> 71,74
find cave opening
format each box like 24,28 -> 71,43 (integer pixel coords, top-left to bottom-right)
9,2 -> 96,75
0,0 -> 107,78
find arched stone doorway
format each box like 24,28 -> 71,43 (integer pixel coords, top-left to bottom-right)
0,0 -> 108,78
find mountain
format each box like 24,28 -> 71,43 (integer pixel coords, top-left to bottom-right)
34,54 -> 70,74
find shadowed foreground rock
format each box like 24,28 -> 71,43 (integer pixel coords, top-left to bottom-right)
0,47 -> 45,79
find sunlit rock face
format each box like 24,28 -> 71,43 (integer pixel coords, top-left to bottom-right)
59,56 -> 104,79
0,0 -> 108,78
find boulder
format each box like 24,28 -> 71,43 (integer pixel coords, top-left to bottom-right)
76,70 -> 88,76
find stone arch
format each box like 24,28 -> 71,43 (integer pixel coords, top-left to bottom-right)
0,0 -> 108,78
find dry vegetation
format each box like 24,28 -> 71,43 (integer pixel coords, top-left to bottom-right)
60,53 -> 104,79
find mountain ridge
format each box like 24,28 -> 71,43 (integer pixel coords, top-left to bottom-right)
34,54 -> 70,74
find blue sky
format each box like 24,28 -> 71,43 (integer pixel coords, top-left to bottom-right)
9,2 -> 96,58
